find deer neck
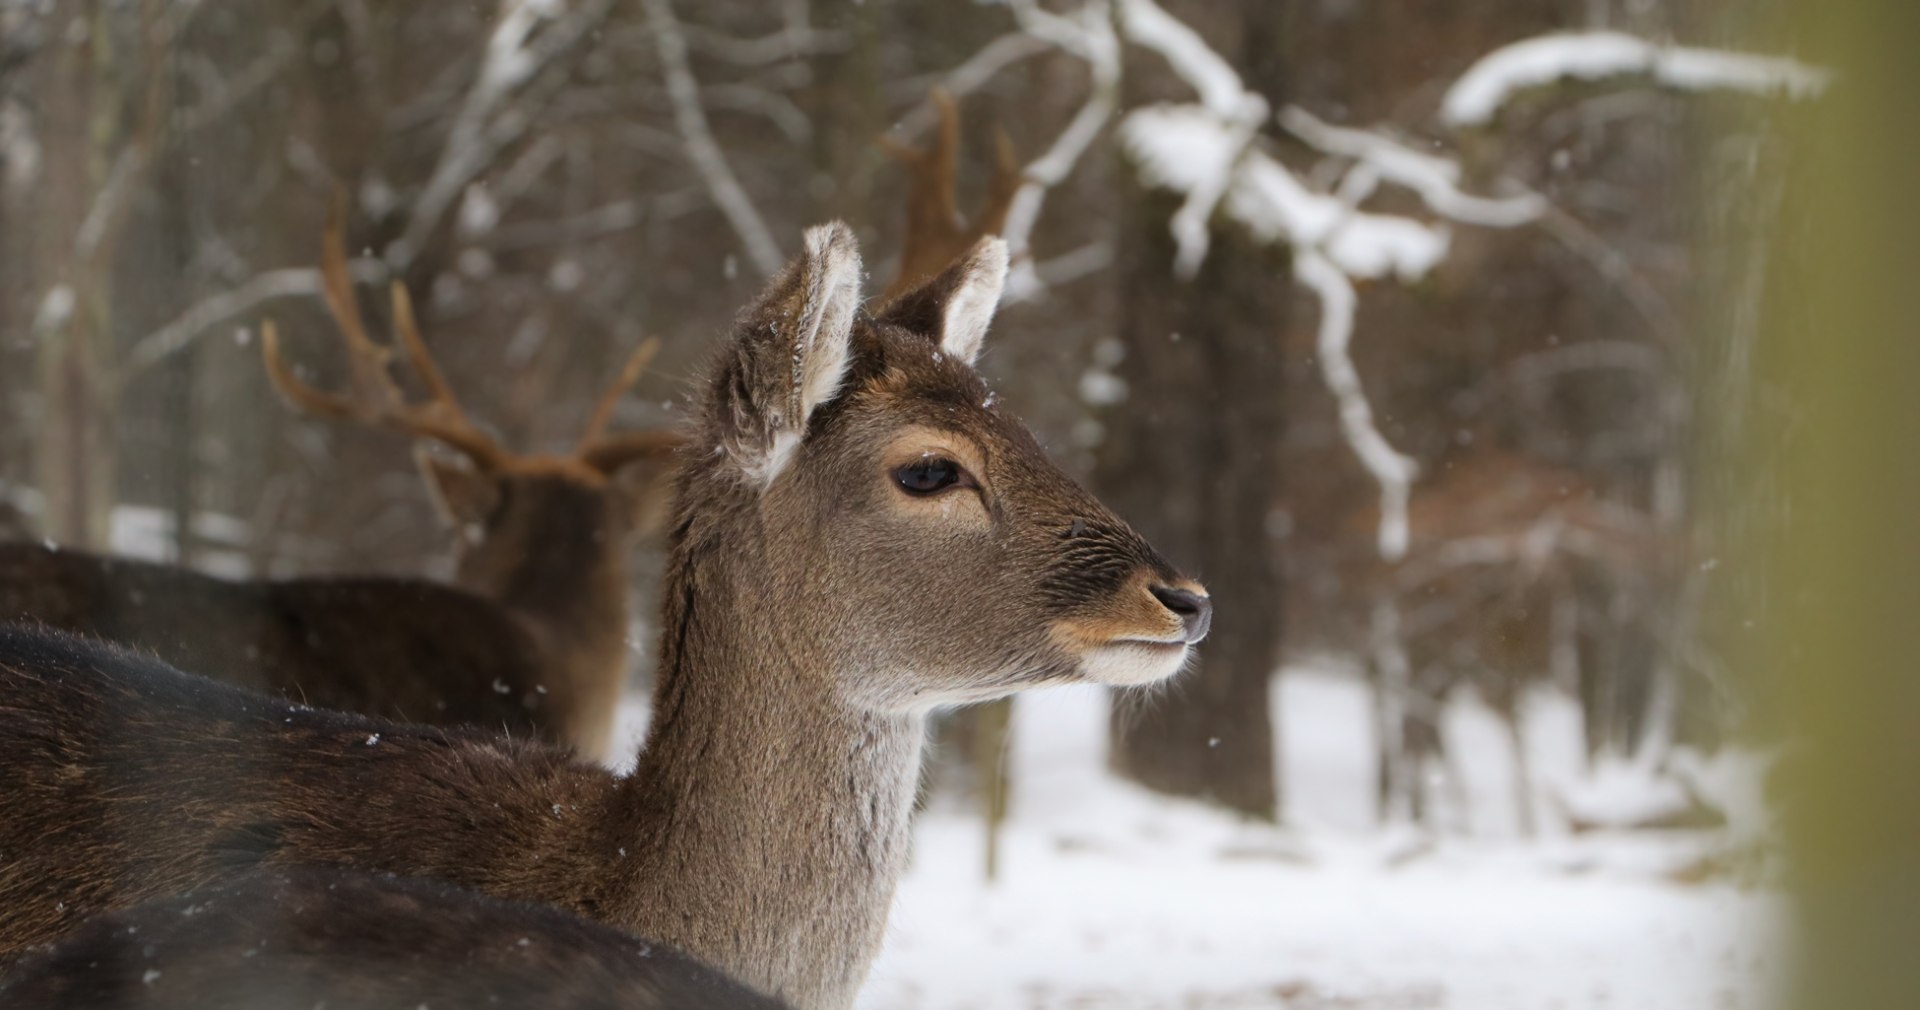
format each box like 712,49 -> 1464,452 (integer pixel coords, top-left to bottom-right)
611,537 -> 925,1010
467,518 -> 633,759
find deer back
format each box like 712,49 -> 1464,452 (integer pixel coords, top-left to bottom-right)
0,542 -> 559,735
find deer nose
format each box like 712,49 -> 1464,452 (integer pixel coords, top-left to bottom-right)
1150,585 -> 1212,644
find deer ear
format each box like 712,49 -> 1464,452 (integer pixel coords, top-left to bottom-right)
720,222 -> 863,486
417,448 -> 501,534
876,236 -> 1008,366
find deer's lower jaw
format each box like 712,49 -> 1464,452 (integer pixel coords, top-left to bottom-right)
1077,639 -> 1191,686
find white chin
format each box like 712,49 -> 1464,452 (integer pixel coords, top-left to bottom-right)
1079,641 -> 1190,687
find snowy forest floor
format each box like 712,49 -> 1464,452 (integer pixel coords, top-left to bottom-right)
619,668 -> 1789,1010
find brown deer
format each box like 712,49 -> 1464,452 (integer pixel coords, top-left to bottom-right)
0,866 -> 788,1009
0,208 -> 678,761
1358,451 -> 1666,833
0,224 -> 1211,1010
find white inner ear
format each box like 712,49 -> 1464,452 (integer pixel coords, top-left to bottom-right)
938,238 -> 1009,366
794,223 -> 863,424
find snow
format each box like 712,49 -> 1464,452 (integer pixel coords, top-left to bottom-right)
1295,251 -> 1417,560
1277,106 -> 1545,229
1442,31 -> 1831,127
1118,0 -> 1265,123
850,669 -> 1787,1009
1120,104 -> 1450,283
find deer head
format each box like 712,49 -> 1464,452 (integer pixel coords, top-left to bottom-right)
261,201 -> 680,604
675,223 -> 1210,712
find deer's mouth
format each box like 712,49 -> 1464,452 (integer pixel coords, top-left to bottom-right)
1077,638 -> 1191,687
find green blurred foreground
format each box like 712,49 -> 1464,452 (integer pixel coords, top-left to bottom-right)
1767,3 -> 1920,1008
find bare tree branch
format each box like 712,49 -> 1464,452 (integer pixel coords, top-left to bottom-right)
385,0 -> 618,268
640,0 -> 784,278
116,260 -> 387,386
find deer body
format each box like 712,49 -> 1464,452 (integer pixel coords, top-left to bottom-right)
0,225 -> 1210,1010
0,208 -> 675,761
0,542 -> 558,740
0,866 -> 788,1009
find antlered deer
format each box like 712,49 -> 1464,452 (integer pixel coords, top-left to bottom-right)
0,224 -> 1211,1010
0,208 -> 678,761
0,866 -> 787,1010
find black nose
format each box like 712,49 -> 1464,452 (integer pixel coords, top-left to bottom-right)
1150,585 -> 1213,644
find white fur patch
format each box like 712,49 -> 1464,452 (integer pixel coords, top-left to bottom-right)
794,224 -> 862,429
1078,641 -> 1191,687
937,238 -> 1008,366
742,223 -> 863,489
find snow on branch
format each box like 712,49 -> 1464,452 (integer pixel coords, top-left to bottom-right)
1117,0 -> 1263,122
996,0 -> 1122,298
1297,251 -> 1418,560
1121,105 -> 1449,283
1442,31 -> 1831,128
1277,106 -> 1545,228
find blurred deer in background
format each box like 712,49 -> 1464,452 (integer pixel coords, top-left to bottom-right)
0,206 -> 679,760
881,87 -> 1023,301
1363,452 -> 1667,834
0,223 -> 1210,1010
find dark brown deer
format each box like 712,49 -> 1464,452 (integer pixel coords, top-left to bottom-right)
0,209 -> 678,761
0,866 -> 787,1010
0,225 -> 1211,1010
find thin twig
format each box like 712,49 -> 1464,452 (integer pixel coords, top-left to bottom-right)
641,0 -> 785,278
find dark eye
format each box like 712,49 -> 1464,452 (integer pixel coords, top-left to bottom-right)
893,458 -> 966,496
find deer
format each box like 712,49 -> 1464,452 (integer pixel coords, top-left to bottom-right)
0,866 -> 788,1010
1356,451 -> 1667,834
0,205 -> 679,762
0,224 -> 1213,1010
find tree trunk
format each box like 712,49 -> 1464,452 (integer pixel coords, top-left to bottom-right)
1097,179 -> 1288,819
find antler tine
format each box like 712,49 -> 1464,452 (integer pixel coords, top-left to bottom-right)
317,194 -> 402,409
881,88 -> 1026,301
882,89 -> 969,300
385,282 -> 508,466
576,337 -> 663,453
979,125 -> 1024,238
261,320 -> 367,422
263,197 -> 506,468
579,430 -> 686,475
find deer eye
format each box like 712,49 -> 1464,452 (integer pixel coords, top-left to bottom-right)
893,458 -> 968,496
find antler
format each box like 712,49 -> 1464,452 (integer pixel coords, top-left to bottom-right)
880,88 -> 1024,301
262,197 -> 507,469
573,337 -> 684,473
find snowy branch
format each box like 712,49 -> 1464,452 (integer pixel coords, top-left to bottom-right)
1296,251 -> 1418,560
1277,106 -> 1545,228
1442,31 -> 1831,128
641,0 -> 785,278
999,0 -> 1120,297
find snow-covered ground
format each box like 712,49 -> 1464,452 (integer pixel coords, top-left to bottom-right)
844,670 -> 1787,1010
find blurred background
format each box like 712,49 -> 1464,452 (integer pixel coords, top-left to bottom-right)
2,1 -> 1904,1008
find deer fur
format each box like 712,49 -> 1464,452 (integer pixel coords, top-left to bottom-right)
0,866 -> 788,1009
0,224 -> 1210,1010
0,209 -> 677,762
